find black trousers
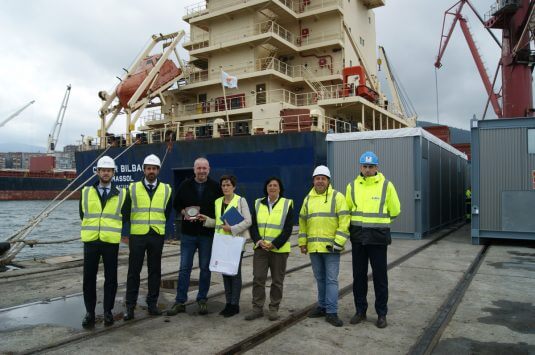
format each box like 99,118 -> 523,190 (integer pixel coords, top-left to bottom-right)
83,240 -> 119,314
125,233 -> 164,307
351,242 -> 388,316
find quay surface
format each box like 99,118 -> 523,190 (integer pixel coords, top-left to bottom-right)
0,224 -> 533,354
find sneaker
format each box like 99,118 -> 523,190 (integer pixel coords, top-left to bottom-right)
307,307 -> 326,318
325,313 -> 343,327
350,313 -> 367,324
198,300 -> 208,315
268,310 -> 280,321
223,304 -> 239,318
244,311 -> 264,321
376,316 -> 387,329
219,303 -> 231,316
167,303 -> 186,316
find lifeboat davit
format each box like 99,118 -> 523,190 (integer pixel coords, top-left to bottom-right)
116,54 -> 181,109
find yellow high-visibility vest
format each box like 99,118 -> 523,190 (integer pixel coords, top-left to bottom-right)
255,197 -> 293,253
129,181 -> 171,235
345,173 -> 400,228
214,194 -> 242,235
298,185 -> 350,253
81,186 -> 125,244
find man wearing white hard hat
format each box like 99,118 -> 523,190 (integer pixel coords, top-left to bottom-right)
298,165 -> 350,327
80,155 -> 130,329
345,151 -> 400,329
124,154 -> 172,320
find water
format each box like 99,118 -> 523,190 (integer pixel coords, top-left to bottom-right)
0,200 -> 83,260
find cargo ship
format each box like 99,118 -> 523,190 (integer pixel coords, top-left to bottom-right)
0,156 -> 79,201
75,0 -> 417,206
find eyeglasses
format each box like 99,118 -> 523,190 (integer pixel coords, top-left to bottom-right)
362,165 -> 376,169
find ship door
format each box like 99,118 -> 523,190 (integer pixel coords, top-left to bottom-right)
198,93 -> 208,113
256,84 -> 266,105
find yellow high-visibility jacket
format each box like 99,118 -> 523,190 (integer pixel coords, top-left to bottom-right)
298,185 -> 350,252
129,181 -> 171,235
80,186 -> 125,244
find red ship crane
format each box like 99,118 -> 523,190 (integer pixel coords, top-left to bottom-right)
435,0 -> 534,119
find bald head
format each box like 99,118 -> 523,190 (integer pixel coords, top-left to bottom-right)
194,157 -> 210,183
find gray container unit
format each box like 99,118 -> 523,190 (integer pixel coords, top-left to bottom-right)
471,118 -> 535,244
326,128 -> 469,239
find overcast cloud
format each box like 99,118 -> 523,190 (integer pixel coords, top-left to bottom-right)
0,0 -> 518,150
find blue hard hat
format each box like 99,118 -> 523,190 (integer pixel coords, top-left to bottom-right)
359,151 -> 379,165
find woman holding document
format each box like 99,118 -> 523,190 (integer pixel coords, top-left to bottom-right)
199,175 -> 251,317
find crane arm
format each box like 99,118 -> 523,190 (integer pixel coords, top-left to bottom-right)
378,46 -> 405,117
435,1 -> 466,68
0,100 -> 36,128
47,85 -> 72,153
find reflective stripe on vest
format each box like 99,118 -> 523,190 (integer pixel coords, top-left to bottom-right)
303,190 -> 339,244
255,197 -> 292,253
130,182 -> 170,235
350,178 -> 392,227
81,186 -> 125,244
215,194 -> 241,235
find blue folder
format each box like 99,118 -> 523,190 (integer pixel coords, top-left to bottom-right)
220,206 -> 244,226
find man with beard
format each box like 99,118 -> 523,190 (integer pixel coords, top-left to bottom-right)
80,156 -> 129,328
124,154 -> 172,320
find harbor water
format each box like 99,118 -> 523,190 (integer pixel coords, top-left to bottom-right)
0,200 -> 82,260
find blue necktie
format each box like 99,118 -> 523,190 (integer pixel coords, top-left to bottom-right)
101,187 -> 108,200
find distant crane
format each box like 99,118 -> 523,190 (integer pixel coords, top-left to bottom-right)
435,0 -> 534,119
47,85 -> 71,153
0,100 -> 36,128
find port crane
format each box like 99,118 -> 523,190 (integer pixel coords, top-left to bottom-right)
0,100 -> 36,128
47,85 -> 71,153
435,0 -> 534,119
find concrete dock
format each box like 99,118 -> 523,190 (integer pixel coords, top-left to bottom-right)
0,224 -> 533,354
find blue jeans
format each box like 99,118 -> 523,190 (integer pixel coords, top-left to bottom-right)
309,252 -> 340,314
175,234 -> 213,304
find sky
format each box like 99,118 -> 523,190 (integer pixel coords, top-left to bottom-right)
0,0 -> 515,151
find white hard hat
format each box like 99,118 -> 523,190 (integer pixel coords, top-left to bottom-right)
143,154 -> 161,168
312,165 -> 331,179
96,156 -> 116,169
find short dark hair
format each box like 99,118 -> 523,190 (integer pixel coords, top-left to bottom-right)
263,176 -> 284,197
220,175 -> 237,187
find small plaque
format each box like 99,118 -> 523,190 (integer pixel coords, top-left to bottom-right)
184,206 -> 200,220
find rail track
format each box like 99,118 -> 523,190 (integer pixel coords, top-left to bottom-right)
1,222 -> 491,354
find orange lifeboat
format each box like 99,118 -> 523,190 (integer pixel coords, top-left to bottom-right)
116,54 -> 181,109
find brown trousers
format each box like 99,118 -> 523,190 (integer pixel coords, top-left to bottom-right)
251,248 -> 289,312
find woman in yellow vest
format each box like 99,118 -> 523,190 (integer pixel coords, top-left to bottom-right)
199,175 -> 251,317
244,177 -> 294,322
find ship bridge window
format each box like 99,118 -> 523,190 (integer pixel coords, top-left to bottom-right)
528,129 -> 535,154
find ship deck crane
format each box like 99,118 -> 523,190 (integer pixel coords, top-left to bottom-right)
47,85 -> 71,153
0,100 -> 36,128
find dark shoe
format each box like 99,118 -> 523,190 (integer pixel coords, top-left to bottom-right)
307,307 -> 326,318
219,303 -> 231,316
123,307 -> 135,321
376,316 -> 387,328
82,312 -> 95,329
104,311 -> 114,326
223,304 -> 240,318
325,313 -> 343,327
244,310 -> 264,321
198,300 -> 208,315
148,304 -> 162,316
350,313 -> 367,324
167,303 -> 186,316
268,310 -> 280,321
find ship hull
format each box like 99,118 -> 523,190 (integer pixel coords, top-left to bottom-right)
0,174 -> 80,201
75,132 -> 328,223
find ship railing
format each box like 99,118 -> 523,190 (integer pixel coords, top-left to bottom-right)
183,31 -> 210,50
296,30 -> 344,47
279,113 -> 352,133
184,0 -> 342,21
140,111 -> 166,126
176,89 -> 300,115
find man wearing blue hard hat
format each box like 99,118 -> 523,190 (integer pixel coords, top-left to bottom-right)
345,151 -> 400,329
